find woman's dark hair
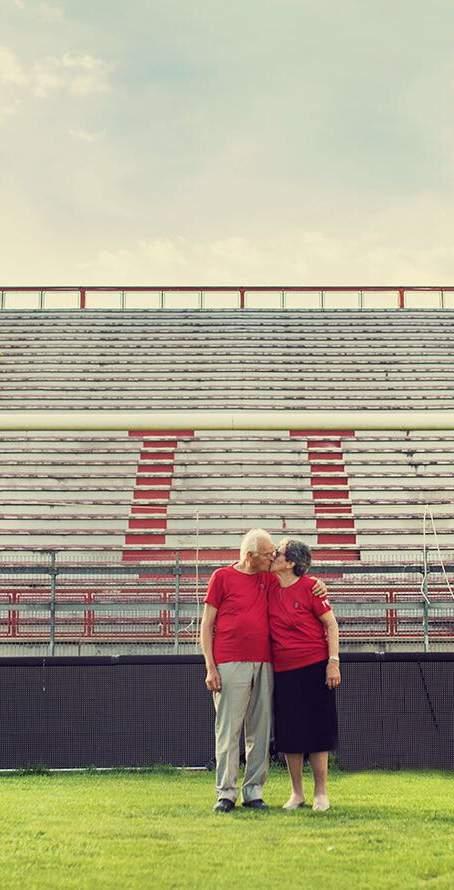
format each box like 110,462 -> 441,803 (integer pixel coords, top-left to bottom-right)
283,539 -> 312,576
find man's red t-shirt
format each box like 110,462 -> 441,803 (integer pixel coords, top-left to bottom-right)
204,565 -> 279,664
268,575 -> 332,672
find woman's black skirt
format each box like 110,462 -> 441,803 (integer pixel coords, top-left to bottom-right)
273,659 -> 338,754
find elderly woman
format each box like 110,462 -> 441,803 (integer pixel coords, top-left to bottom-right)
269,539 -> 340,811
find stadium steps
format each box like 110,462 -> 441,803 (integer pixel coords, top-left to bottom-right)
1,309 -> 454,574
3,309 -> 454,408
0,429 -> 454,560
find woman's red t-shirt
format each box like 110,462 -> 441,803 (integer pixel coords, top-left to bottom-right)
204,565 -> 279,664
268,575 -> 332,672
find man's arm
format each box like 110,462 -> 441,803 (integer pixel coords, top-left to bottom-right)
200,603 -> 222,692
308,576 -> 329,598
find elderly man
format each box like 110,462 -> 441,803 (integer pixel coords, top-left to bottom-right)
200,528 -> 327,813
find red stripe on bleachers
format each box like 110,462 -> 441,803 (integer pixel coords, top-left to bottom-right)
310,463 -> 345,473
128,519 -> 168,530
312,489 -> 351,499
133,488 -> 169,499
295,429 -> 360,561
311,475 -> 348,486
131,505 -> 167,514
316,518 -> 355,529
314,504 -> 352,513
124,431 -> 194,562
128,430 -> 195,438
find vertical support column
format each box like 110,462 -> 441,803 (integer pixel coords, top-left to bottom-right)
48,550 -> 57,656
79,288 -> 86,309
422,575 -> 430,653
173,554 -> 181,653
398,288 -> 405,309
239,288 -> 245,309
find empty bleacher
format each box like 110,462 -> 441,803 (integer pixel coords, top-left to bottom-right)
1,305 -> 454,650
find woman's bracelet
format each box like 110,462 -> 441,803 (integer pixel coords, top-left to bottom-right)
328,656 -> 340,663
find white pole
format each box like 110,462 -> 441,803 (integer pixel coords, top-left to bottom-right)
0,410 -> 453,431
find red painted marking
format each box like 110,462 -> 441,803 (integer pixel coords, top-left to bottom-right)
129,430 -> 194,438
140,450 -> 176,460
136,476 -> 172,486
311,475 -> 348,486
317,533 -> 357,545
310,463 -> 345,473
312,490 -> 350,499
308,451 -> 343,461
125,429 -> 193,561
138,463 -> 173,473
125,534 -> 166,545
315,549 -> 361,561
133,489 -> 170,499
131,505 -> 167,514
316,518 -> 355,529
129,519 -> 167,529
314,504 -> 352,514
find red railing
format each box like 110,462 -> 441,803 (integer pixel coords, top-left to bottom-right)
1,285 -> 454,310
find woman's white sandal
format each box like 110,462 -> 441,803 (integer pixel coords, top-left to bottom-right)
282,798 -> 305,810
312,795 -> 330,812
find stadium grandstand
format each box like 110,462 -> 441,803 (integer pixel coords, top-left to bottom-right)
1,285 -> 454,654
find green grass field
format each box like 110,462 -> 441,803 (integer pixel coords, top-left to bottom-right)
1,767 -> 453,890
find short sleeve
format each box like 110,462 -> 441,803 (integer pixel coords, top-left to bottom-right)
311,593 -> 332,618
308,579 -> 332,618
204,569 -> 224,609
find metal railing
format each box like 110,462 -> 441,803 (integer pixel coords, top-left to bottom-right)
1,285 -> 454,311
0,550 -> 453,654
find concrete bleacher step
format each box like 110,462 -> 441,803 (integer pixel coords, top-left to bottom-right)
2,308 -> 454,571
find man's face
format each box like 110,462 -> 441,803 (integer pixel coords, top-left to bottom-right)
248,540 -> 276,573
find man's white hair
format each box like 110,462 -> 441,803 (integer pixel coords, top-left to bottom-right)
240,528 -> 273,561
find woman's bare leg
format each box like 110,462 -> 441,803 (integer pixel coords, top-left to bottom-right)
283,753 -> 305,807
309,751 -> 330,810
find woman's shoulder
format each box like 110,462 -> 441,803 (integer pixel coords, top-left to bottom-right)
296,575 -> 317,595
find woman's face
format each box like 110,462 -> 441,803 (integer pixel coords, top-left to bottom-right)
270,545 -> 290,574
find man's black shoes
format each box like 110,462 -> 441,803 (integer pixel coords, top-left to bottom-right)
242,799 -> 268,810
213,797 -> 268,812
213,798 -> 235,813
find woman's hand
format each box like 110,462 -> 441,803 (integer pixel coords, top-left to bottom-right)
326,661 -> 341,689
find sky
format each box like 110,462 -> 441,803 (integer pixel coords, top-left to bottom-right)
1,0 -> 454,286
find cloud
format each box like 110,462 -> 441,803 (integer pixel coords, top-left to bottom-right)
76,200 -> 454,286
0,98 -> 21,122
2,2 -> 454,289
32,53 -> 113,97
38,2 -> 64,21
0,46 -> 27,85
0,45 -> 113,100
68,127 -> 103,143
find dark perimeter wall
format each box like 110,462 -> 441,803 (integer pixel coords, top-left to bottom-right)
0,654 -> 453,770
